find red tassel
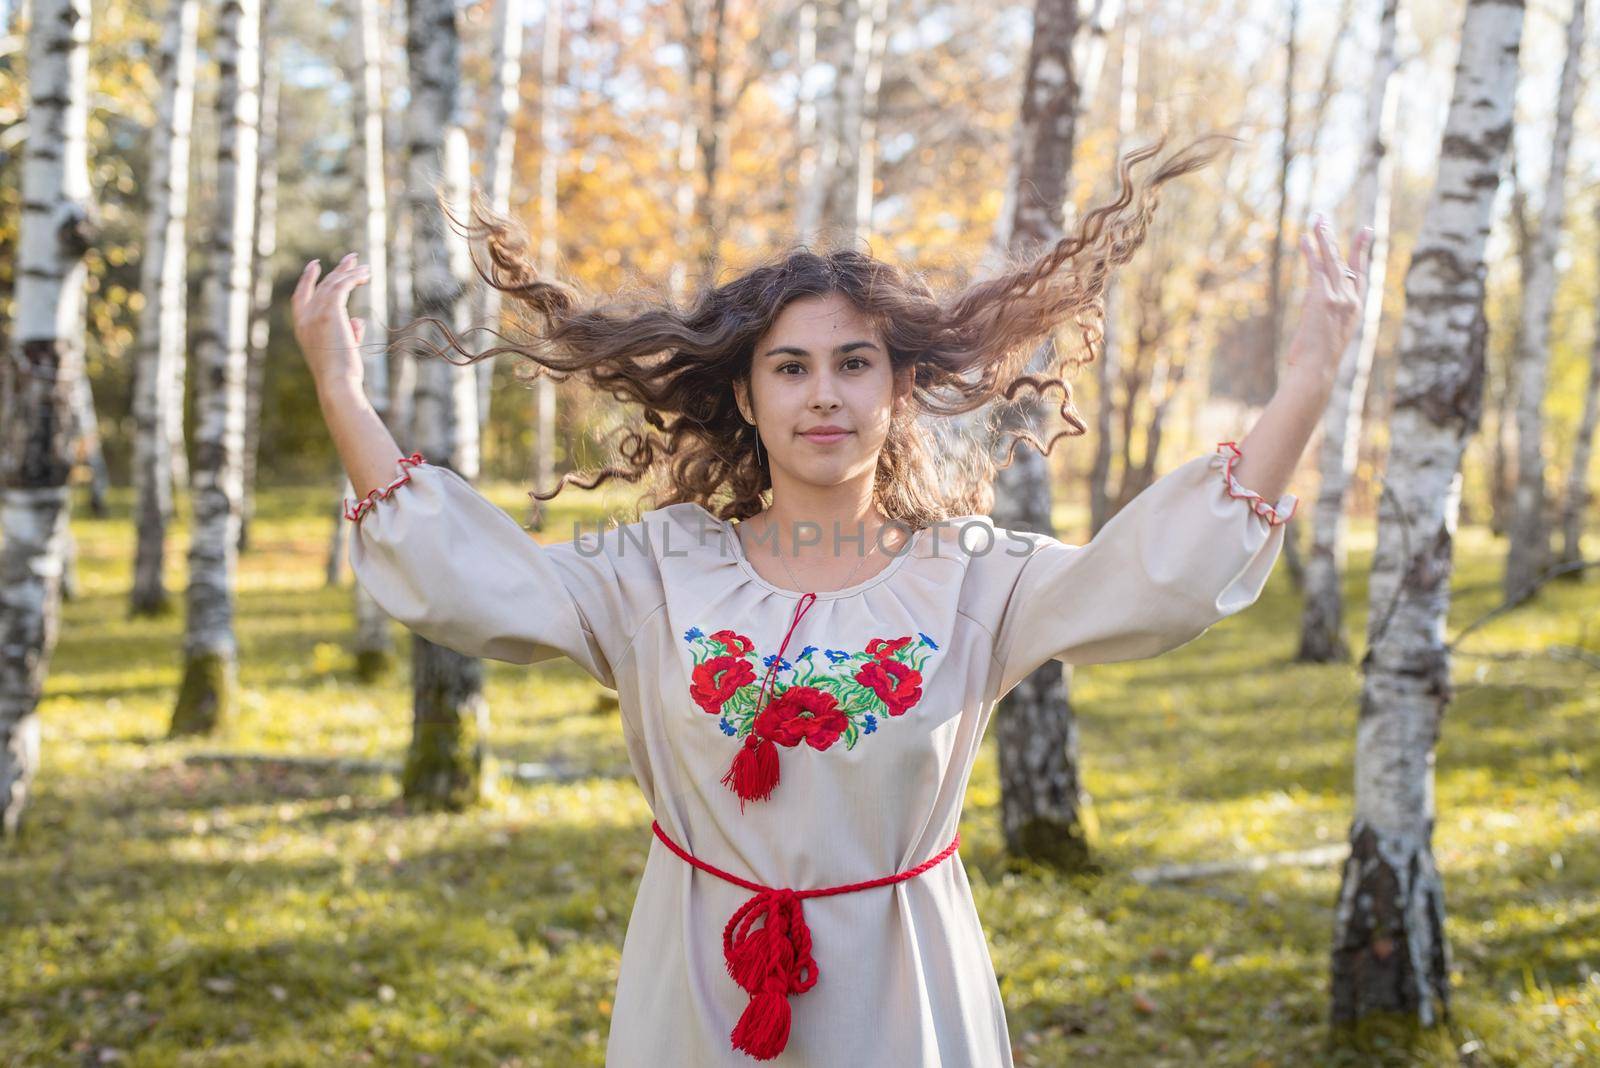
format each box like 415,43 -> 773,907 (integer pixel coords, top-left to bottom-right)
721,732 -> 780,809
731,985 -> 792,1061
721,888 -> 815,1060
726,922 -> 784,992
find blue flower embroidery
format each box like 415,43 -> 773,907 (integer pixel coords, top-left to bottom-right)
917,631 -> 939,650
863,714 -> 878,734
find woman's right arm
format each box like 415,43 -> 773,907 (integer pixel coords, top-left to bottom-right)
292,253 -> 630,688
292,252 -> 400,499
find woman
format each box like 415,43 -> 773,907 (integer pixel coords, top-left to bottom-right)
294,133 -> 1371,1066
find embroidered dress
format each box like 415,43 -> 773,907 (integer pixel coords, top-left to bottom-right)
345,441 -> 1295,1066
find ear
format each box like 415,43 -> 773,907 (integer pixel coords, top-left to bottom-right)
733,377 -> 752,423
893,365 -> 915,408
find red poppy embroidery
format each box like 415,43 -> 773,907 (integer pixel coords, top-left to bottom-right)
689,655 -> 759,716
683,625 -> 940,751
865,635 -> 913,660
754,686 -> 849,750
854,658 -> 922,716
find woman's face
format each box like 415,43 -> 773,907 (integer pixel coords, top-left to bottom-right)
735,291 -> 909,495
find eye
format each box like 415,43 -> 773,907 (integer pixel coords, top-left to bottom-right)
776,362 -> 804,375
842,356 -> 869,370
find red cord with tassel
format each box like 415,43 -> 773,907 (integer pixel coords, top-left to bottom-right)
720,592 -> 817,812
651,819 -> 961,1061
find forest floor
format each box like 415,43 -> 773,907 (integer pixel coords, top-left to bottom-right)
3,478 -> 1596,1067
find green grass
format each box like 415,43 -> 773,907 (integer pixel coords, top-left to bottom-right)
2,481 -> 1596,1066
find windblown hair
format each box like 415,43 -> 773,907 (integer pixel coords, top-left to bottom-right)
399,129 -> 1235,530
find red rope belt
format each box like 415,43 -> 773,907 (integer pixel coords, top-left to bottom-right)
650,818 -> 961,1062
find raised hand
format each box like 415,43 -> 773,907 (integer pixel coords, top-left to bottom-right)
291,252 -> 374,388
1287,213 -> 1374,389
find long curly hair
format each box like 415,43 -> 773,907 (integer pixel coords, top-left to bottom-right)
398,129 -> 1234,529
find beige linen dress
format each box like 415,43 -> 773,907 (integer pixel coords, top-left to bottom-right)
345,440 -> 1296,1067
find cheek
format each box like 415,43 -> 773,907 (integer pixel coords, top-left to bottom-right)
851,380 -> 896,434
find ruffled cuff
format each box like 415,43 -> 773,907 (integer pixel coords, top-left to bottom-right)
1212,441 -> 1297,527
343,452 -> 427,523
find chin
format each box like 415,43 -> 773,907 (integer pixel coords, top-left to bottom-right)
790,458 -> 874,485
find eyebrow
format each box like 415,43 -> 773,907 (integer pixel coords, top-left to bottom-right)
763,340 -> 881,358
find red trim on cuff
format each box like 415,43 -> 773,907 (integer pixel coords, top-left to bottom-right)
343,452 -> 427,523
1214,441 -> 1296,527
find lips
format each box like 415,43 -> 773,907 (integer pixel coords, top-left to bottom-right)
801,428 -> 851,442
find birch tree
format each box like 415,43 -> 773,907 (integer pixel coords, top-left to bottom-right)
791,0 -> 824,246
1501,0 -> 1585,606
991,0 -> 1089,868
471,0 -> 523,439
0,0 -> 92,839
130,0 -> 201,616
1557,197 -> 1600,573
402,0 -> 488,806
386,0 -> 416,450
170,0 -> 264,736
1331,0 -> 1523,1030
1297,0 -> 1401,662
240,2 -> 280,554
530,0 -> 562,510
345,0 -> 396,677
1089,2 -> 1137,536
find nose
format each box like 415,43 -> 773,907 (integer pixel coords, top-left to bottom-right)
807,369 -> 842,412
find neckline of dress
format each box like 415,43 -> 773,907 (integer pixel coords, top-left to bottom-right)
688,503 -> 924,600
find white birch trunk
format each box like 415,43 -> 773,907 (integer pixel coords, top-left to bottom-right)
70,364 -> 107,516
791,0 -> 822,246
992,0 -> 1091,869
0,0 -> 92,838
1502,0 -> 1585,605
385,0 -> 416,447
130,0 -> 200,616
1297,0 -> 1401,662
241,1 -> 278,555
802,0 -> 848,242
346,0 -> 397,677
531,0 -> 562,511
472,0 -> 524,440
171,0 -> 262,737
1558,197 -> 1600,570
1088,3 -> 1135,537
1332,0 -> 1523,1030
403,0 -> 488,806
850,0 -> 889,242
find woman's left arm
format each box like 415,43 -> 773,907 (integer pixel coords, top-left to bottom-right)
982,215 -> 1376,700
1229,213 -> 1375,501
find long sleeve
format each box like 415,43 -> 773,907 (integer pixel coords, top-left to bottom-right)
343,454 -> 644,689
988,441 -> 1297,700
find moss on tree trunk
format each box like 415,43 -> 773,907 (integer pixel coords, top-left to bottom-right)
171,650 -> 232,736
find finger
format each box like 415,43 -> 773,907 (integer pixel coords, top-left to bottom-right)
324,265 -> 372,304
1313,217 -> 1343,280
320,252 -> 361,286
293,259 -> 321,311
1300,232 -> 1325,281
310,253 -> 359,294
